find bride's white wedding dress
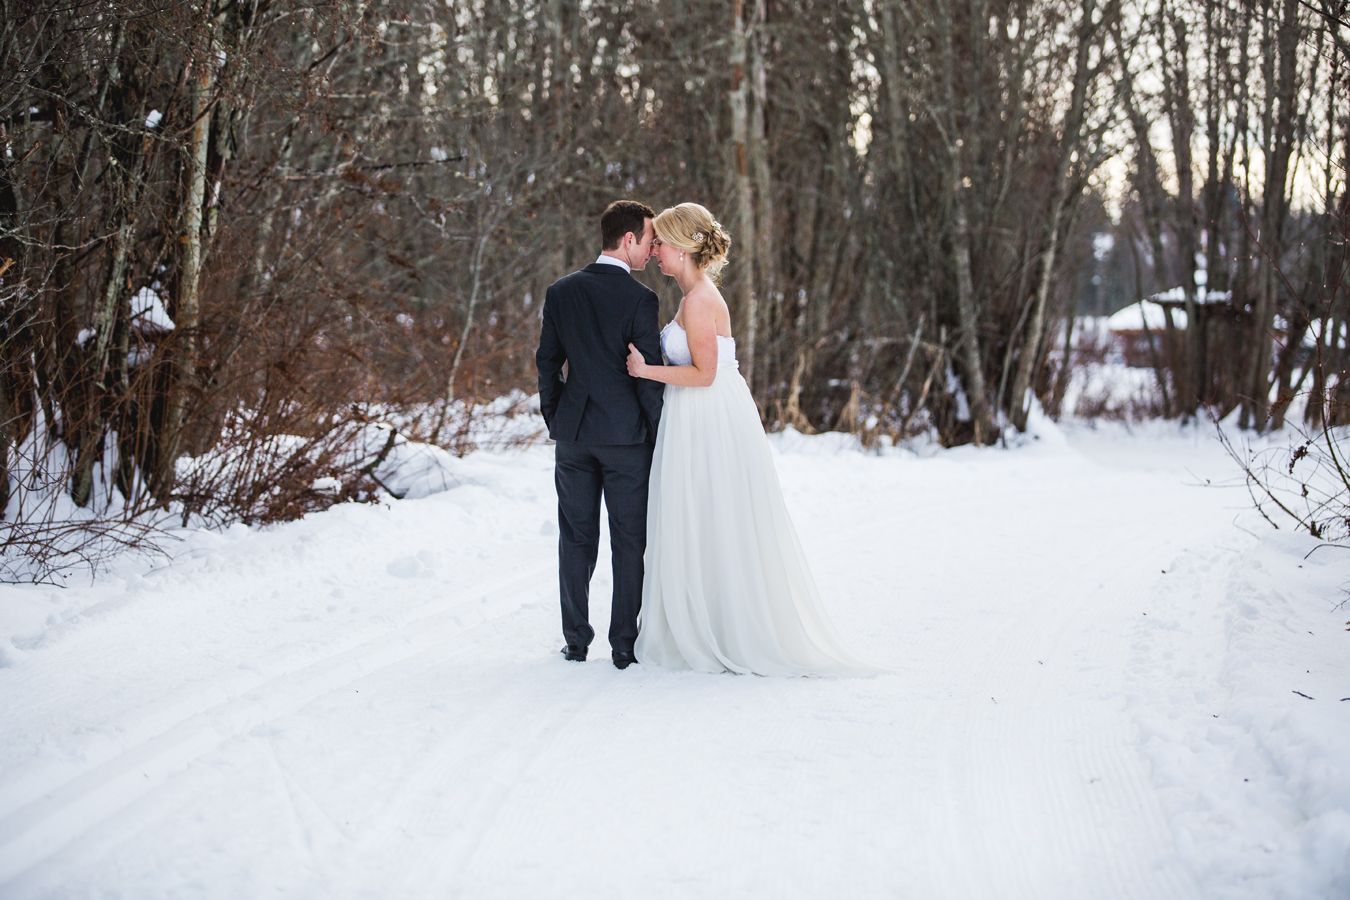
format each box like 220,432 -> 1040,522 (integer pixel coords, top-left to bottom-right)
634,321 -> 879,676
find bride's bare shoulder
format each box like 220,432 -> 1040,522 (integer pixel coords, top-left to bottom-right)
683,281 -> 726,315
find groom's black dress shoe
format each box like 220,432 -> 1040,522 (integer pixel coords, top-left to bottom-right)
612,650 -> 637,670
561,644 -> 587,662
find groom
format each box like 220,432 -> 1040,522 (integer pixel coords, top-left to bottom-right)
536,200 -> 665,669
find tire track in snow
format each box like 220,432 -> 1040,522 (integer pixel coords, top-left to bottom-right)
1029,593 -> 1201,900
0,567 -> 554,886
413,671 -> 617,898
932,532 -> 1204,900
286,616 -> 614,896
217,592 -> 620,898
806,468 -> 1209,899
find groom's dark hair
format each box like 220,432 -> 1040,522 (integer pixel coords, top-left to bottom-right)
601,200 -> 655,250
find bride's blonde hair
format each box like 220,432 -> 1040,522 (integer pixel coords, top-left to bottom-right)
653,203 -> 731,281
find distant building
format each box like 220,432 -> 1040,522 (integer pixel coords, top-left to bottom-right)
1107,288 -> 1232,368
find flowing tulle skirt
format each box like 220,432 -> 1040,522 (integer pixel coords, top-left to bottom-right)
635,363 -> 878,676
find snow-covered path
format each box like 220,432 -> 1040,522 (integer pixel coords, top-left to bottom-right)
1,424 -> 1346,899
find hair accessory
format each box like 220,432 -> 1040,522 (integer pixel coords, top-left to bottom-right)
693,232 -> 705,243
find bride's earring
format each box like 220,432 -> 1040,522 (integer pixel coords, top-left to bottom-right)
679,252 -> 684,261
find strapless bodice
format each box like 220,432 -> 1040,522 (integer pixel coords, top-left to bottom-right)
660,321 -> 738,369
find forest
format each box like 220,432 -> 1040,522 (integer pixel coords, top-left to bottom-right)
1,0 -> 1347,564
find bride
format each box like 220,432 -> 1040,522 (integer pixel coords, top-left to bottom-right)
625,203 -> 879,676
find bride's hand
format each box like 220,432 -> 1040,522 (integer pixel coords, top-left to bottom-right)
626,343 -> 647,378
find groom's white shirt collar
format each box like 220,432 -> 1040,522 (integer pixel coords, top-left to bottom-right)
595,253 -> 630,273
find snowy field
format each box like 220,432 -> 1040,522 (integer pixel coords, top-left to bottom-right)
1,417 -> 1347,899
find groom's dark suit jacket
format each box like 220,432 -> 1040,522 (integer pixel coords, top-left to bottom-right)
536,263 -> 664,443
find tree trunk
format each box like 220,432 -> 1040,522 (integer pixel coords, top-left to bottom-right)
71,32 -> 152,507
70,214 -> 132,508
878,2 -> 912,211
1230,9 -> 1256,418
1050,297 -> 1078,417
1119,37 -> 1174,288
1269,286 -> 1311,429
1129,224 -> 1173,413
748,0 -> 773,400
1311,77 -> 1350,426
1011,0 -> 1098,431
158,41 -> 215,498
997,235 -> 1035,415
0,157 -> 15,519
1244,0 -> 1301,429
0,343 -> 9,520
1198,0 -> 1233,403
1162,9 -> 1202,417
937,0 -> 993,445
730,0 -> 758,391
434,226 -> 492,443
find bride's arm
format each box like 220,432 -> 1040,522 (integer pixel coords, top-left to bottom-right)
626,291 -> 720,387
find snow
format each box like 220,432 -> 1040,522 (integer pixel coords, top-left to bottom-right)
55,290 -> 171,351
1,420 -> 1347,898
1149,287 -> 1234,306
363,424 -> 462,499
130,287 -> 175,332
1108,299 -> 1188,332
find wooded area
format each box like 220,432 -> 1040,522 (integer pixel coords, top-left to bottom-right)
0,0 -> 1346,539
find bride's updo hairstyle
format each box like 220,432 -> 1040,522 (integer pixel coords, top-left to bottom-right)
654,203 -> 731,281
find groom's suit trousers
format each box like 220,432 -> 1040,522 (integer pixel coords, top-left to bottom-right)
554,440 -> 652,655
